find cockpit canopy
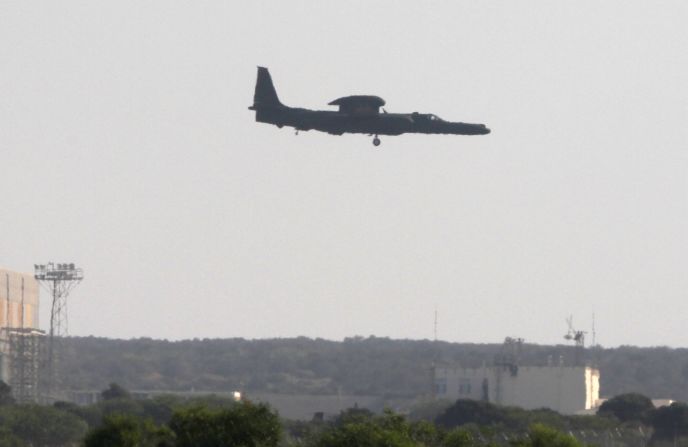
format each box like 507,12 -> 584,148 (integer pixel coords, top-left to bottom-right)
412,112 -> 443,121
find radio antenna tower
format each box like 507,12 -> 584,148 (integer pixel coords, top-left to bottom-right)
34,263 -> 83,402
433,306 -> 438,342
564,315 -> 586,366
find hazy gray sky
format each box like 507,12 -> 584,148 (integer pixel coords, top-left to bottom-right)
1,1 -> 686,347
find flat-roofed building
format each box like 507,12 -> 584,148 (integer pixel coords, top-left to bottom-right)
434,364 -> 600,415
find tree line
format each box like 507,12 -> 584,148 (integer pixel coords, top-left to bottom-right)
0,382 -> 687,446
60,336 -> 688,401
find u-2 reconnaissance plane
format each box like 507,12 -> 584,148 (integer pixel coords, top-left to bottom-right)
248,67 -> 490,146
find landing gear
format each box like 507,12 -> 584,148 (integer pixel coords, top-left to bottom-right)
295,129 -> 299,135
372,136 -> 381,147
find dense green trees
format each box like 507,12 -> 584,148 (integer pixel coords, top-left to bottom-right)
4,379 -> 688,446
58,336 -> 688,402
80,396 -> 282,447
0,404 -> 88,446
511,424 -> 582,447
435,400 -> 507,429
310,409 -> 587,447
74,383 -> 671,446
435,399 -> 616,433
310,409 -> 456,447
598,393 -> 655,422
169,402 -> 281,447
83,414 -> 174,447
593,394 -> 688,444
650,402 -> 688,441
0,382 -> 285,446
310,412 -> 418,447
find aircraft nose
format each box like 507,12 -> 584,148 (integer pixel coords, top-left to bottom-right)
473,123 -> 490,134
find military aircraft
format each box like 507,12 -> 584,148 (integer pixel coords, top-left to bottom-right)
248,67 -> 490,146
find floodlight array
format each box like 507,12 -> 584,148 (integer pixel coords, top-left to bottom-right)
34,263 -> 83,281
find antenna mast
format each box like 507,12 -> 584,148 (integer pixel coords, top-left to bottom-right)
434,306 -> 438,342
564,315 -> 586,366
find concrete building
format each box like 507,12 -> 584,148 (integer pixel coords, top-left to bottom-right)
434,364 -> 600,415
0,269 -> 39,330
0,268 -> 42,403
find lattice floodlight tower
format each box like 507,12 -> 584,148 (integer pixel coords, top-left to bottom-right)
34,263 -> 83,402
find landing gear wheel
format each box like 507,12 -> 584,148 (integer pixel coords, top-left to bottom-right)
372,136 -> 381,147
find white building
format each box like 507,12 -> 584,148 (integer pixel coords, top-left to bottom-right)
0,268 -> 39,330
434,364 -> 600,415
0,268 -> 42,403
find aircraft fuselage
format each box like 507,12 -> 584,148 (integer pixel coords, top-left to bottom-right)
253,106 -> 490,137
248,67 -> 490,145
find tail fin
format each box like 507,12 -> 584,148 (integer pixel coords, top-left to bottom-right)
250,67 -> 284,109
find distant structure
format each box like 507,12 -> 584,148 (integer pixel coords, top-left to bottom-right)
434,337 -> 600,415
434,363 -> 600,415
494,337 -> 524,404
433,307 -> 438,342
0,268 -> 43,403
34,263 -> 83,402
564,316 -> 586,366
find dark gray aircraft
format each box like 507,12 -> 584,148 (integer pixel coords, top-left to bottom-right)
248,67 -> 490,146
